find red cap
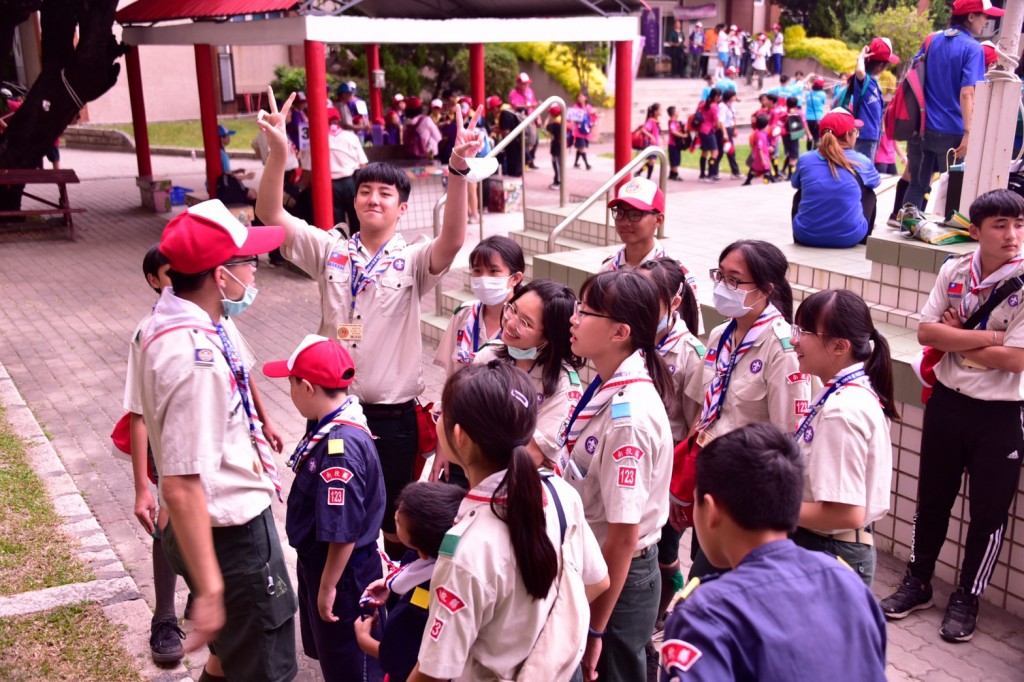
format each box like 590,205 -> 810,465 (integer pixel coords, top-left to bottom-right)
487,95 -> 503,109
726,65 -> 738,75
160,200 -> 284,274
981,40 -> 998,66
819,107 -> 864,137
607,177 -> 665,213
549,104 -> 562,116
406,96 -> 422,110
262,334 -> 356,389
773,23 -> 781,30
868,37 -> 900,65
393,93 -> 404,103
458,96 -> 473,106
327,107 -> 342,122
813,76 -> 825,87
952,0 -> 1005,16
517,72 -> 532,84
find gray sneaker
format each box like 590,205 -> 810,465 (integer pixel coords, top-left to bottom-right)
940,589 -> 979,642
880,572 -> 934,619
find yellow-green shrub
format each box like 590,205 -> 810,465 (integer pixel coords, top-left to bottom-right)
501,42 -> 612,106
783,25 -> 859,74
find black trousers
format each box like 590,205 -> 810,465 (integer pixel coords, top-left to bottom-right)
362,401 -> 418,536
908,382 -> 1024,596
331,176 -> 358,234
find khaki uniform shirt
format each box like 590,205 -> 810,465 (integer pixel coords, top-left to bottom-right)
282,224 -> 446,404
139,290 -> 274,527
690,318 -> 816,441
658,322 -> 706,442
561,356 -> 673,549
433,301 -> 501,376
921,254 -> 1024,401
797,363 -> 893,530
417,472 -> 606,681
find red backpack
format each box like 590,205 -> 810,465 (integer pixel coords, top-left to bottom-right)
884,32 -> 938,142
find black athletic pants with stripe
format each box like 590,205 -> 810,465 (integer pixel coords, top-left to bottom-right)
908,382 -> 1024,596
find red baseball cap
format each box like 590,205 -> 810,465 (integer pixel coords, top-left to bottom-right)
952,0 -> 1005,16
868,37 -> 900,65
981,40 -> 998,66
517,72 -> 532,84
819,107 -> 864,137
813,76 -> 825,87
726,65 -> 738,75
549,104 -> 562,116
326,107 -> 342,122
607,177 -> 665,213
160,200 -> 284,274
406,96 -> 422,110
487,95 -> 503,110
262,334 -> 356,389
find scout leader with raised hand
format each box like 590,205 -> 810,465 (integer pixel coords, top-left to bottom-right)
257,90 -> 485,560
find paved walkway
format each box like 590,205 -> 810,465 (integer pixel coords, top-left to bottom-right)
0,146 -> 1021,680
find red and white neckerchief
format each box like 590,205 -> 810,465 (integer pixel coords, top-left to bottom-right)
287,397 -> 373,472
657,314 -> 689,355
563,350 -> 652,454
453,302 -> 501,366
958,252 -> 1023,323
608,241 -> 666,271
347,233 -> 402,301
695,304 -> 782,432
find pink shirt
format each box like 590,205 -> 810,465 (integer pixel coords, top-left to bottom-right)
698,104 -> 719,135
508,87 -> 537,111
643,118 -> 661,145
875,135 -> 896,165
751,130 -> 772,172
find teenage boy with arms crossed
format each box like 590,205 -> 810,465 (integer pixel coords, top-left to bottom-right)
881,189 -> 1024,642
256,93 -> 484,558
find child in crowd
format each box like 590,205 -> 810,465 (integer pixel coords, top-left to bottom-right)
719,90 -> 742,178
354,482 -> 465,682
667,105 -> 687,182
743,114 -> 773,185
263,335 -> 386,682
783,96 -> 809,178
874,120 -> 906,175
545,103 -> 566,190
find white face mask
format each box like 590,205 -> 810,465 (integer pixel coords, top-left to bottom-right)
712,281 -> 757,319
471,275 -> 513,306
507,344 -> 540,361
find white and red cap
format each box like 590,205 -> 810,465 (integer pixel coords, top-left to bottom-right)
262,334 -> 356,389
607,177 -> 665,213
294,91 -> 307,101
517,72 -> 532,84
431,98 -> 443,110
726,65 -> 739,75
981,40 -> 998,66
819,107 -> 864,137
393,93 -> 404,103
160,199 -> 284,274
952,0 -> 1005,16
868,37 -> 900,65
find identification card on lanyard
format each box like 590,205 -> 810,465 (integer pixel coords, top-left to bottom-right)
792,369 -> 866,443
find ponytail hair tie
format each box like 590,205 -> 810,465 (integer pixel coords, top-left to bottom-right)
513,438 -> 530,448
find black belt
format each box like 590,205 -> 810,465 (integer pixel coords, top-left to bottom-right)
362,400 -> 416,417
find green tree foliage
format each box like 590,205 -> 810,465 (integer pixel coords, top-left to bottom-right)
450,45 -> 518,100
269,65 -> 341,103
873,6 -> 934,78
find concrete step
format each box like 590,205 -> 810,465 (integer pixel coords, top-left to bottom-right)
525,204 -> 617,246
510,228 -> 596,259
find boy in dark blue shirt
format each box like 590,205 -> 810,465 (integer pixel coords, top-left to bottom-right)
263,335 -> 386,682
852,36 -> 900,163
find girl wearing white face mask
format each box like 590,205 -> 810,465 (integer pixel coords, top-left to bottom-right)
433,236 -> 524,375
669,240 -> 815,580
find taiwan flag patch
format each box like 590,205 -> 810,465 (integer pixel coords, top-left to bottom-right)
328,250 -> 349,270
947,282 -> 964,298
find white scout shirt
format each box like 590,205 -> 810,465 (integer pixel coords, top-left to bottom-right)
417,471 -> 606,681
797,362 -> 893,531
657,316 -> 706,442
473,343 -> 583,463
139,289 -> 274,527
920,253 -> 1024,401
434,301 -> 501,376
561,351 -> 673,549
689,318 -> 816,442
281,224 -> 446,405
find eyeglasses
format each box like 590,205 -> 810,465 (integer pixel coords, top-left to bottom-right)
224,256 -> 259,270
502,302 -> 541,334
573,300 -> 617,322
709,268 -> 755,291
789,325 -> 821,343
611,207 -> 658,222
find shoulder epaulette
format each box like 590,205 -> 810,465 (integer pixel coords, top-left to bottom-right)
772,318 -> 794,351
453,300 -> 479,315
438,532 -> 461,558
567,369 -> 581,387
666,577 -> 704,615
684,334 -> 707,357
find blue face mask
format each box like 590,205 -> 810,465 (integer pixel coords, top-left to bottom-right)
657,314 -> 671,334
507,344 -> 540,361
220,267 -> 258,317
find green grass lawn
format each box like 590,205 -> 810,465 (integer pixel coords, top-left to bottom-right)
601,143 -> 753,172
101,117 -> 262,149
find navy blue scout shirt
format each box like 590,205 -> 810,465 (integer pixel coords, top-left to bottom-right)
286,422 -> 385,556
918,30 -> 986,136
659,539 -> 887,681
852,75 -> 883,141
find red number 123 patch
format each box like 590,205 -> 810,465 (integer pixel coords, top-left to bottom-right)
617,466 -> 637,488
327,488 -> 345,506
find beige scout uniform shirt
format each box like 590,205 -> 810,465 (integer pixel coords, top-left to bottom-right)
328,127 -> 368,179
433,301 -> 500,376
417,471 -> 606,681
921,254 -> 1024,401
658,320 -> 706,442
281,224 -> 445,404
139,290 -> 274,527
798,363 -> 893,531
689,318 -> 816,441
474,343 -> 583,462
562,358 -> 673,549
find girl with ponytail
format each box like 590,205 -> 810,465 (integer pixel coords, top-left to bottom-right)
562,270 -> 674,681
790,288 -> 898,586
413,362 -> 608,681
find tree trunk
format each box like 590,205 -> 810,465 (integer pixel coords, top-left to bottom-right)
0,0 -> 126,210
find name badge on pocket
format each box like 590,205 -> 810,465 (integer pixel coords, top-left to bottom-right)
338,324 -> 364,341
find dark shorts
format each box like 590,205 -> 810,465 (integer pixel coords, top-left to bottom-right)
876,162 -> 898,175
163,506 -> 297,682
698,132 -> 718,153
783,137 -> 801,160
45,146 -> 59,163
668,145 -> 682,167
574,137 -> 589,149
362,401 -> 418,536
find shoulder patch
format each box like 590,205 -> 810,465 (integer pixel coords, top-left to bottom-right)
410,586 -> 430,610
661,639 -> 703,674
435,586 -> 467,614
320,466 -> 353,483
666,577 -> 702,615
194,348 -> 215,365
685,335 -> 707,357
567,369 -> 581,387
453,300 -> 476,315
611,402 -> 632,420
773,320 -> 794,351
438,532 -> 460,557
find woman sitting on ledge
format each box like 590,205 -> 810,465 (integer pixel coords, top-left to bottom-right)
791,108 -> 880,248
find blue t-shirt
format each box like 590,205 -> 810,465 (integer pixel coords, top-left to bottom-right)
660,540 -> 887,682
785,81 -> 806,106
714,78 -> 737,94
791,148 -> 881,248
852,75 -> 884,141
917,29 -> 986,136
805,90 -> 827,121
219,148 -> 231,173
701,86 -> 713,102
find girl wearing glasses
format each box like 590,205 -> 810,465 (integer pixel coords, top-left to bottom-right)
473,279 -> 585,471
790,289 -> 896,586
671,240 -> 815,578
561,270 -> 674,681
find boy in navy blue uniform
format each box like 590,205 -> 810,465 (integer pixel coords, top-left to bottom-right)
659,423 -> 886,681
263,335 -> 386,682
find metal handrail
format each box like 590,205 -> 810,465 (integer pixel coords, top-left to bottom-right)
547,145 -> 668,251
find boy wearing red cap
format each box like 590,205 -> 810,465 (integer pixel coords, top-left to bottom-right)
851,37 -> 900,163
263,335 -> 385,682
140,199 -> 296,681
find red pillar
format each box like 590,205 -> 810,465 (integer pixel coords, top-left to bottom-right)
125,46 -> 152,178
305,40 -> 333,230
366,44 -> 383,124
614,39 -> 634,179
194,44 -> 222,197
469,44 -> 485,108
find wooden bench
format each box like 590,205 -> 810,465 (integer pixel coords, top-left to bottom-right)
0,168 -> 85,240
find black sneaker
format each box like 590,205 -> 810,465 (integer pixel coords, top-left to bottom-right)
940,589 -> 979,642
150,618 -> 185,664
880,573 -> 934,619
